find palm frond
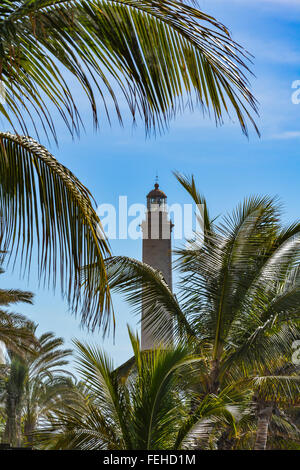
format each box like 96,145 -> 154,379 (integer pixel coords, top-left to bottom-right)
175,386 -> 245,449
35,332 -> 205,450
0,132 -> 112,331
73,339 -> 132,448
104,255 -> 197,343
0,0 -> 259,139
0,289 -> 33,306
127,327 -> 202,449
174,172 -> 213,236
252,375 -> 300,406
0,310 -> 37,356
28,332 -> 72,378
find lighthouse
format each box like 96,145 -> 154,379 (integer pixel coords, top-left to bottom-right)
141,182 -> 173,349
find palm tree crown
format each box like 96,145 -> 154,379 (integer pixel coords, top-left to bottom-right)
0,1 -> 261,331
0,262 -> 36,356
34,328 -> 240,449
103,174 -> 300,448
0,0 -> 259,140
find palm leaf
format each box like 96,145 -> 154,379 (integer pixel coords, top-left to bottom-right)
0,0 -> 259,139
73,339 -> 132,448
0,310 -> 37,356
0,289 -> 33,306
174,172 -> 213,236
175,389 -> 242,449
104,255 -> 197,342
0,132 -> 112,331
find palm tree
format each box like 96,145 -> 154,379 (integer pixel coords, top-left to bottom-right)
0,1 -> 259,331
102,173 -> 300,449
0,331 -> 74,447
267,406 -> 300,450
22,332 -> 74,446
252,361 -> 300,450
23,375 -> 79,447
1,354 -> 27,447
34,328 -> 241,450
0,259 -> 37,446
22,332 -> 79,447
0,262 -> 36,356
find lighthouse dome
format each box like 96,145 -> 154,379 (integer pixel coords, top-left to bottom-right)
146,183 -> 167,210
147,183 -> 167,199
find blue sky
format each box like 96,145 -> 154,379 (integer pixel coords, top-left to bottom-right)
2,0 -> 300,370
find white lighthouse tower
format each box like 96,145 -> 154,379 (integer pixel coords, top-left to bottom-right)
141,182 -> 173,349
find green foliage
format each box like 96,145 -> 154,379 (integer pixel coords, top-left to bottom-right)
0,331 -> 76,447
1,355 -> 27,446
33,328 -> 240,449
102,174 -> 300,449
0,261 -> 36,356
0,133 -> 112,330
0,0 -> 258,140
0,1 -> 261,331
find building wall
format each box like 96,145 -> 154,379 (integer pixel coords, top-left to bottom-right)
141,211 -> 173,350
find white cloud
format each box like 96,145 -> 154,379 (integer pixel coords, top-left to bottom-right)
269,130 -> 300,140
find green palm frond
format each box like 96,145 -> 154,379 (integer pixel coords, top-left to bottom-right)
174,386 -> 245,449
264,408 -> 300,450
253,375 -> 300,406
35,330 -> 207,450
101,176 -> 300,392
0,310 -> 37,356
104,255 -> 196,342
0,0 -> 259,139
0,132 -> 112,330
33,387 -> 124,449
0,331 -> 75,447
0,259 -> 37,356
174,172 -> 213,236
127,327 -> 202,449
28,332 -> 72,378
222,322 -> 298,376
73,338 -> 132,448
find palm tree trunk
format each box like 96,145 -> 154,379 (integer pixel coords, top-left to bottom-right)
24,417 -> 36,447
3,396 -> 17,446
208,359 -> 220,394
3,356 -> 27,447
254,406 -> 273,450
16,410 -> 22,447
